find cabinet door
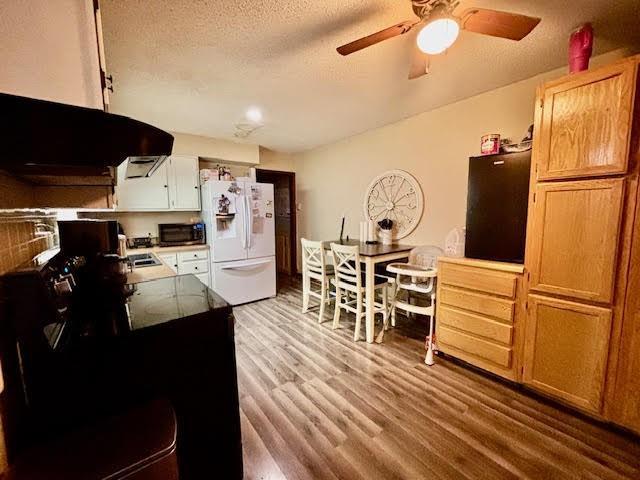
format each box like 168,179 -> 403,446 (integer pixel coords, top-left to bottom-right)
168,156 -> 200,210
527,178 -> 624,302
116,160 -> 169,210
608,205 -> 640,433
523,295 -> 612,413
158,253 -> 178,274
535,60 -> 635,180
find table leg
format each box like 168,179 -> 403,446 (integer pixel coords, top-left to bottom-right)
364,256 -> 375,343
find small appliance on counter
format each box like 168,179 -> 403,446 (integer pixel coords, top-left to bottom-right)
158,222 -> 205,247
127,236 -> 156,249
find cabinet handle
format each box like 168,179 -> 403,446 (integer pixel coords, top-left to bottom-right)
164,185 -> 168,188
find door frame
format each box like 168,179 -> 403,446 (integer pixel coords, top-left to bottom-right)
255,169 -> 297,275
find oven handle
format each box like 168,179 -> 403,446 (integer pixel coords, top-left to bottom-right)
220,258 -> 271,271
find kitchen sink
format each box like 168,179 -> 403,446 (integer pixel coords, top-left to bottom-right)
128,253 -> 162,268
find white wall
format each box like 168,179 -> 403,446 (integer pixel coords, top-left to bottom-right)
295,50 -> 627,252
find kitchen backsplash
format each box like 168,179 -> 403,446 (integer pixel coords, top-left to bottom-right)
0,211 -> 58,275
79,211 -> 202,239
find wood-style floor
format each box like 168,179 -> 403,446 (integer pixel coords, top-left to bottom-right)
233,277 -> 640,480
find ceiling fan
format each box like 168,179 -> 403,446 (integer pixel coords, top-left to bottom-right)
337,0 -> 541,79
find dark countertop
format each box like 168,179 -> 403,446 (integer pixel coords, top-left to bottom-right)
323,239 -> 414,256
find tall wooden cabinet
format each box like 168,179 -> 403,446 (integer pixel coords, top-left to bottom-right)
523,55 -> 640,427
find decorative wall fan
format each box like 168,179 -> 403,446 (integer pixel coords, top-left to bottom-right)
337,0 -> 541,79
363,170 -> 423,239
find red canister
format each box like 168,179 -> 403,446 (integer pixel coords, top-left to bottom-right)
481,134 -> 500,155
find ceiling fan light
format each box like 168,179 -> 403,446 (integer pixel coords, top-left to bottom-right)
417,17 -> 460,55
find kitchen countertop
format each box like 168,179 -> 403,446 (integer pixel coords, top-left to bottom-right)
126,244 -> 209,284
127,244 -> 209,254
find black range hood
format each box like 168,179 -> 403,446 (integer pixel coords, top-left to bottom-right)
0,93 -> 173,178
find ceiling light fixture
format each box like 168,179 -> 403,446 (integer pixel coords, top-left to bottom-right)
416,2 -> 460,55
245,107 -> 263,124
417,16 -> 459,54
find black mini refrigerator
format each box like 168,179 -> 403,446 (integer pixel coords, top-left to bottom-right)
465,151 -> 531,264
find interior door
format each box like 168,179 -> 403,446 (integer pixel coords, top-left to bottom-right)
523,295 -> 612,413
168,155 -> 200,210
535,59 -> 635,180
527,178 -> 625,303
116,160 -> 169,211
246,182 -> 276,259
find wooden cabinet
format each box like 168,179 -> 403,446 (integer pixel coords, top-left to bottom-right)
116,156 -> 200,211
168,156 -> 201,210
523,55 -> 640,429
534,59 -> 636,180
527,178 -> 625,302
436,258 -> 525,381
522,295 -> 612,413
607,184 -> 640,432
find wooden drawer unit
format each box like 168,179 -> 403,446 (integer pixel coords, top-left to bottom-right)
436,258 -> 525,381
440,286 -> 515,322
439,306 -> 513,344
439,261 -> 517,298
438,327 -> 512,369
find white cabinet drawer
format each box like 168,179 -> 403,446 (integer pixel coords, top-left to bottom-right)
178,250 -> 209,262
179,259 -> 209,275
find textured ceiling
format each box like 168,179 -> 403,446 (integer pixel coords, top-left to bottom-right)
102,0 -> 640,152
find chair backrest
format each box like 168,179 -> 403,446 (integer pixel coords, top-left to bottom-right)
301,238 -> 328,276
330,243 -> 361,289
409,245 -> 444,269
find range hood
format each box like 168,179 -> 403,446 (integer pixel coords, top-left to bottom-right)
0,93 -> 173,178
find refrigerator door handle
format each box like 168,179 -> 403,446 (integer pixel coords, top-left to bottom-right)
240,194 -> 247,249
220,258 -> 271,271
246,193 -> 253,250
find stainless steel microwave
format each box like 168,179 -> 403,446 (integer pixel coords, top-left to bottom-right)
158,223 -> 205,247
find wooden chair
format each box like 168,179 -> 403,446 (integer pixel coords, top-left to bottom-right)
301,238 -> 333,323
380,246 -> 442,365
330,243 -> 389,341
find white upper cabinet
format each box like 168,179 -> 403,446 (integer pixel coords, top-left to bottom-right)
168,156 -> 201,210
0,0 -> 107,109
115,156 -> 200,211
116,161 -> 170,211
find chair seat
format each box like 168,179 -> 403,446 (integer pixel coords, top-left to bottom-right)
332,273 -> 388,289
387,262 -> 437,278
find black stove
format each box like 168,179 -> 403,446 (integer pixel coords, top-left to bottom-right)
1,251 -> 243,480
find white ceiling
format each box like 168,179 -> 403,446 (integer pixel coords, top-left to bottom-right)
102,0 -> 640,153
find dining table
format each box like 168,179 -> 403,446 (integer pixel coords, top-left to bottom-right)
324,239 -> 414,343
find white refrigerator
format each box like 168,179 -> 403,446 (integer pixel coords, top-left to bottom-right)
201,180 -> 276,305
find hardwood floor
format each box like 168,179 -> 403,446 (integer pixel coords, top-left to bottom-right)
233,278 -> 640,480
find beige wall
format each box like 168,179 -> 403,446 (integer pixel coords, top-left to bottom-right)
0,0 -> 102,109
258,148 -> 296,172
171,132 -> 259,164
295,50 -> 627,254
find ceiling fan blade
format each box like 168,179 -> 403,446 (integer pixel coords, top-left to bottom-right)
408,47 -> 429,80
459,8 -> 541,41
337,20 -> 418,56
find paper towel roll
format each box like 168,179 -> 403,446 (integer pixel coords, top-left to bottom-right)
367,220 -> 376,242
